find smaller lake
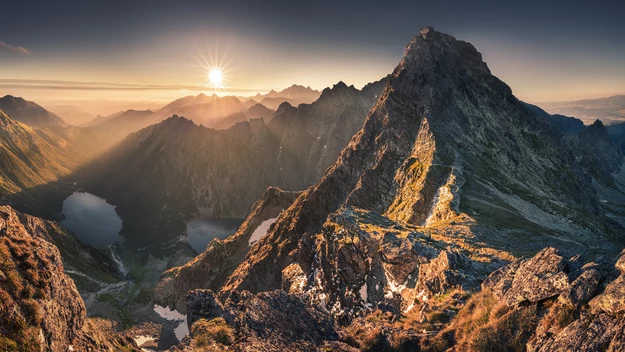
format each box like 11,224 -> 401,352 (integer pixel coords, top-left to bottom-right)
186,218 -> 243,253
60,192 -> 123,248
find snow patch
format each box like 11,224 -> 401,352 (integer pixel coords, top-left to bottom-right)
134,335 -> 154,346
360,282 -> 368,302
153,304 -> 188,341
249,217 -> 278,245
416,289 -> 429,302
383,267 -> 407,298
403,301 -> 416,313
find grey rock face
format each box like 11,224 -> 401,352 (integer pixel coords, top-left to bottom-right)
589,250 -> 625,315
415,249 -> 474,298
186,289 -> 339,351
484,247 -> 571,306
559,265 -> 601,306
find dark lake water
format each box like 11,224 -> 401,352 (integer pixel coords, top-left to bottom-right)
60,192 -> 123,248
186,218 -> 243,253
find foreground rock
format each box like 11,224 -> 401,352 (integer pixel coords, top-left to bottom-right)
0,206 -> 136,351
425,247 -> 625,351
181,289 -> 349,351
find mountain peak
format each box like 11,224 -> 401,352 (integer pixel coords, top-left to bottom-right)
419,25 -> 435,39
0,95 -> 67,127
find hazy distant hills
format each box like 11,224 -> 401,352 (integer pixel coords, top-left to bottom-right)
80,84 -> 319,142
540,95 -> 625,125
75,79 -> 384,246
0,95 -> 67,127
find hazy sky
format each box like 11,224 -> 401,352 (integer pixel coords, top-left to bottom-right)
1,0 -> 624,105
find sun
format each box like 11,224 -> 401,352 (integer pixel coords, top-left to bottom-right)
208,68 -> 224,88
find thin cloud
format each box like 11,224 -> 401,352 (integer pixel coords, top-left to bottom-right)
0,41 -> 30,55
0,78 -> 269,93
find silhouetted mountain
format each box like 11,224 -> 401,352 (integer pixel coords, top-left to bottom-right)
243,84 -> 321,110
90,109 -> 155,141
0,95 -> 67,127
245,103 -> 274,120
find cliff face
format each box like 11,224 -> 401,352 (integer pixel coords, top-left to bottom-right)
0,206 -> 135,351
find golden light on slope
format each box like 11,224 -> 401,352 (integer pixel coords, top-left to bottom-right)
208,68 -> 224,88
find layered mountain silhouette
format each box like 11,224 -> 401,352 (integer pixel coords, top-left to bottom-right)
155,29 -> 625,350
0,95 -> 67,127
86,87 -> 314,141
76,79 -> 385,246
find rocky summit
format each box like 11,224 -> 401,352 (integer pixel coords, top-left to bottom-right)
156,27 -> 625,351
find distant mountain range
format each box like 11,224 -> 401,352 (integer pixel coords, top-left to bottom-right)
539,95 -> 625,125
80,84 -> 321,142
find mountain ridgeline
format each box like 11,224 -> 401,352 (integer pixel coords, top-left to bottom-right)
156,27 -> 625,351
0,95 -> 67,128
76,79 -> 387,245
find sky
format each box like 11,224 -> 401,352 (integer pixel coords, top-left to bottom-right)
1,0 -> 624,107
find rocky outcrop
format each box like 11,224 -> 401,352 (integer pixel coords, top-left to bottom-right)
483,247 -> 571,305
0,205 -> 135,351
411,247 -> 625,351
588,250 -> 625,315
154,187 -> 301,313
185,289 -> 341,351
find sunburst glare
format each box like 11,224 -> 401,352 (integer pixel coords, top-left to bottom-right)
208,67 -> 224,88
193,40 -> 235,93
